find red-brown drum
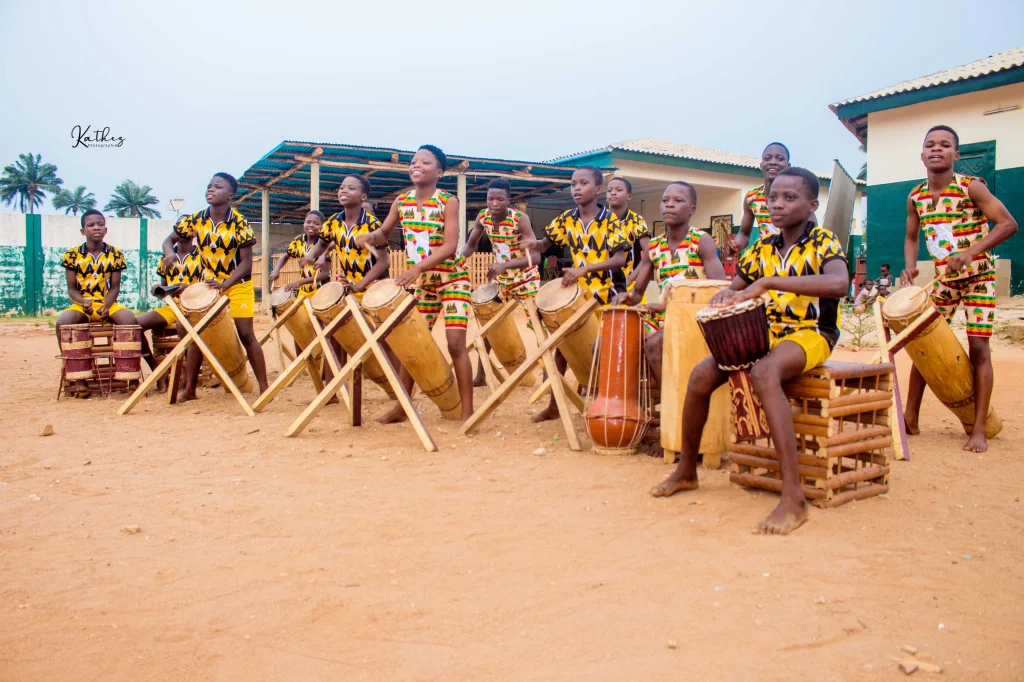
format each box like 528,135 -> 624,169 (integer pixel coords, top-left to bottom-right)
112,324 -> 143,380
60,324 -> 95,380
584,307 -> 651,455
695,297 -> 771,440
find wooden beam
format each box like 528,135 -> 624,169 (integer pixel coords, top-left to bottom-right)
261,189 -> 271,313
292,155 -> 572,184
310,161 -> 320,211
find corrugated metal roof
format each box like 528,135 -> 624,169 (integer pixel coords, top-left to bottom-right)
831,45 -> 1024,108
552,137 -> 833,180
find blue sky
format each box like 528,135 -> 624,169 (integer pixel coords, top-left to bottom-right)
2,0 -> 1022,217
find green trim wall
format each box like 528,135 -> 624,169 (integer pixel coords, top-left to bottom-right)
24,214 -> 43,315
866,166 -> 1024,293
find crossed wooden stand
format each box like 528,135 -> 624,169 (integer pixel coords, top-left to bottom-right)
255,296 -> 328,396
460,298 -> 595,451
118,297 -> 255,417
465,299 -> 527,394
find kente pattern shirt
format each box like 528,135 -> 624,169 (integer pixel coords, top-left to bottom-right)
909,173 -> 995,281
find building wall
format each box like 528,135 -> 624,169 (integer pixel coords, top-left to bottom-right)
863,82 -> 1024,292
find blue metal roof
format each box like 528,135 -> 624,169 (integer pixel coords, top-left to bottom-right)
234,141 -> 607,222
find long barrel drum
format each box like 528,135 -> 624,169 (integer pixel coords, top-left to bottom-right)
179,283 -> 256,393
470,282 -> 535,387
882,285 -> 1001,438
268,289 -> 321,360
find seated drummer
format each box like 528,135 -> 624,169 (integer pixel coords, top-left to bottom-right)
522,166 -> 628,422
620,181 -> 726,414
270,210 -> 330,301
460,178 -> 541,386
56,209 -> 154,396
651,168 -> 849,536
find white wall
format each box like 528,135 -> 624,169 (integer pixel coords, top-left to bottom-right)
867,81 -> 1024,184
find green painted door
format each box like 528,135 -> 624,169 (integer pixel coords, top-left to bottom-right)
956,140 -> 996,191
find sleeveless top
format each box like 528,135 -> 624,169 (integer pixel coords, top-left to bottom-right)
397,189 -> 465,273
745,184 -> 779,240
909,173 -> 995,280
648,228 -> 706,290
479,208 -> 530,263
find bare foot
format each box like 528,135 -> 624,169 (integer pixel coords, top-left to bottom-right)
643,441 -> 665,458
963,431 -> 988,453
178,390 -> 198,402
650,468 -> 698,497
257,381 -> 269,394
326,395 -> 339,406
472,373 -> 487,388
904,417 -> 920,436
532,401 -> 559,423
753,496 -> 809,535
377,402 -> 408,425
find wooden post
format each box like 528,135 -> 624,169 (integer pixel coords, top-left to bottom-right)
873,301 -> 909,461
310,161 -> 320,212
261,188 -> 271,313
457,172 -> 467,248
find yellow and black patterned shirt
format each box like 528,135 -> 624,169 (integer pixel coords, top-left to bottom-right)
737,222 -> 846,348
156,246 -> 203,287
545,205 -> 627,305
61,242 -> 126,302
173,207 -> 256,283
285,234 -> 323,296
319,209 -> 384,287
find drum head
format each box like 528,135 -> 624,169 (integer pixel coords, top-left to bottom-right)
882,286 -> 928,319
268,289 -> 293,309
663,278 -> 731,291
179,282 -> 217,312
361,279 -> 402,310
471,282 -> 500,305
536,279 -> 579,313
695,295 -> 764,321
311,281 -> 346,312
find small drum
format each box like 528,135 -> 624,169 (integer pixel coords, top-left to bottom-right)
882,286 -> 1001,438
179,283 -> 256,393
471,282 -> 532,385
269,288 -> 320,358
361,280 -> 461,419
310,282 -> 395,399
584,307 -> 650,455
60,324 -> 95,380
112,324 -> 143,381
536,280 -> 600,386
696,297 -> 771,441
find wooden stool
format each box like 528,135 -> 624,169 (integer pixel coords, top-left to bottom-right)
57,323 -> 138,398
728,360 -> 894,508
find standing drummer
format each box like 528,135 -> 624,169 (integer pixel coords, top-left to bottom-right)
651,168 -> 849,535
899,125 -> 1018,453
461,178 -> 542,386
522,166 -> 628,422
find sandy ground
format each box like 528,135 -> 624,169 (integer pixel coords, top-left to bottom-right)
2,313 -> 1023,681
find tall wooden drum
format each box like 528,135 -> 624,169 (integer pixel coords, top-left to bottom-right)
112,324 -> 143,380
179,283 -> 256,393
471,282 -> 534,386
269,289 -> 320,358
310,282 -> 396,399
882,285 -> 1002,438
535,280 -> 600,386
361,280 -> 461,419
585,306 -> 650,454
60,324 -> 95,380
661,280 -> 731,460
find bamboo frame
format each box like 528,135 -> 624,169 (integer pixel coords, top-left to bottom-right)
873,300 -> 910,461
118,297 -> 255,417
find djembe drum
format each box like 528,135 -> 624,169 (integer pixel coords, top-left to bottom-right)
584,306 -> 651,454
178,282 -> 257,393
695,297 -> 771,441
361,280 -> 461,419
470,282 -> 534,387
310,282 -> 396,399
535,280 -> 601,386
112,324 -> 143,381
882,285 -> 1002,438
269,288 -> 321,360
60,324 -> 95,380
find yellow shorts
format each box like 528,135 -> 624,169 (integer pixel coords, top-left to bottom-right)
155,305 -> 177,325
63,301 -> 128,322
772,329 -> 831,374
225,280 -> 255,319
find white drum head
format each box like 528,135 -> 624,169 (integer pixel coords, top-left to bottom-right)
536,279 -> 580,313
882,285 -> 929,319
471,282 -> 500,305
361,279 -> 402,310
179,282 -> 217,312
268,289 -> 293,309
311,281 -> 346,312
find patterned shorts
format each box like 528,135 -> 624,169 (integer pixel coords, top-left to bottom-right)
931,271 -> 996,337
414,268 -> 472,331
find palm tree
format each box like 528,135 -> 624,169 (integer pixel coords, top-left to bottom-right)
52,185 -> 97,216
104,180 -> 161,218
0,153 -> 63,213
856,142 -> 867,182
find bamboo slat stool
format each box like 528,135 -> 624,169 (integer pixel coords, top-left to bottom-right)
727,360 -> 895,508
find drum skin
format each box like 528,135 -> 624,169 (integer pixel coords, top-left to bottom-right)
361,280 -> 461,419
179,283 -> 256,393
585,307 -> 649,454
882,286 -> 1001,438
536,280 -> 600,386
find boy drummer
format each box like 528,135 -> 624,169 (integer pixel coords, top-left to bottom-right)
461,178 -> 541,386
522,166 -> 628,422
731,142 -> 791,252
900,125 -> 1018,452
270,210 -> 330,299
651,168 -> 849,535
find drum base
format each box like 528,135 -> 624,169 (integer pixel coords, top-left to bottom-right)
592,445 -> 639,456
